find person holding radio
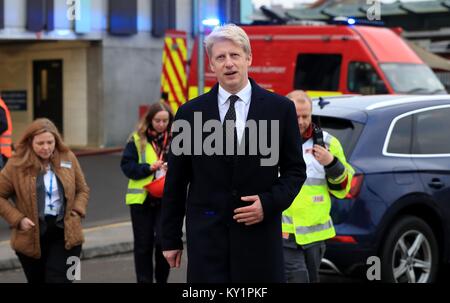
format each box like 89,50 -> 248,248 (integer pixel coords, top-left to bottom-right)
120,102 -> 173,283
282,90 -> 354,283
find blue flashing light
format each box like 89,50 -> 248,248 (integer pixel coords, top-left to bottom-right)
56,29 -> 72,36
347,18 -> 356,25
202,18 -> 220,27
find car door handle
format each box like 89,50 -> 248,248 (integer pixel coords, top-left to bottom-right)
428,178 -> 444,189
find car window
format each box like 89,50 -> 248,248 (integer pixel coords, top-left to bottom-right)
386,115 -> 412,154
294,54 -> 341,91
348,62 -> 388,94
412,107 -> 450,154
313,116 -> 363,157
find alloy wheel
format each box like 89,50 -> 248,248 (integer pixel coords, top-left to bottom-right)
391,230 -> 432,283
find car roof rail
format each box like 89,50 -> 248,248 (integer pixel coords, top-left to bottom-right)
366,95 -> 450,111
312,94 -> 360,101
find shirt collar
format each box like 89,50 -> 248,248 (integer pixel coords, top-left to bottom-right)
303,123 -> 314,141
218,80 -> 252,105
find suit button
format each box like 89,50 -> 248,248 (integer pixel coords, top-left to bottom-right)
232,190 -> 238,196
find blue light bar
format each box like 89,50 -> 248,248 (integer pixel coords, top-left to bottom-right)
202,18 -> 220,27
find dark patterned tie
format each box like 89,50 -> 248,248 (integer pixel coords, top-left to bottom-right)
224,95 -> 239,154
224,95 -> 239,122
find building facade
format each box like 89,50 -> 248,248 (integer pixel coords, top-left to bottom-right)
0,0 -> 241,147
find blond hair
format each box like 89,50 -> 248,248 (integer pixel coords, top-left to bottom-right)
204,24 -> 252,58
131,102 -> 173,154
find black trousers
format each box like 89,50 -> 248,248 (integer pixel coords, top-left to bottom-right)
16,216 -> 82,283
284,241 -> 326,283
130,198 -> 170,283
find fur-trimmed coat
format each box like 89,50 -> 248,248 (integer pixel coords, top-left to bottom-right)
0,151 -> 89,258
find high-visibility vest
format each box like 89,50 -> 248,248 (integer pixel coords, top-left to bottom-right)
0,98 -> 12,158
282,131 -> 354,246
125,132 -> 158,205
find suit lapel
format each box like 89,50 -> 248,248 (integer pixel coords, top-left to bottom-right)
202,84 -> 228,163
245,78 -> 265,123
241,79 -> 266,152
202,84 -> 221,122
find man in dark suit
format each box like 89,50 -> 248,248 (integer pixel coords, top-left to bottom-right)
161,24 -> 306,283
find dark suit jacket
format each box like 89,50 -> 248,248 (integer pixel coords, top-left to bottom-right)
161,79 -> 306,283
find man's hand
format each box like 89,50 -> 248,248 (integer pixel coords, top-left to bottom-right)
18,217 -> 35,231
233,195 -> 264,225
163,249 -> 183,268
312,144 -> 334,166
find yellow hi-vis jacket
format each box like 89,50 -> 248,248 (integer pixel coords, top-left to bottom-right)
0,98 -> 12,158
125,132 -> 158,205
282,130 -> 354,245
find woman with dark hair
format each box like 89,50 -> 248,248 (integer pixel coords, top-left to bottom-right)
0,118 -> 89,283
120,102 -> 173,283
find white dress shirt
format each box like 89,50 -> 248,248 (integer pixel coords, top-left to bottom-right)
44,167 -> 62,216
218,80 -> 252,143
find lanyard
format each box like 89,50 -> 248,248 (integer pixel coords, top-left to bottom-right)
151,131 -> 168,161
46,170 -> 54,209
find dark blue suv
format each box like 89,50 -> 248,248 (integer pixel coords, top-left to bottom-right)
312,95 -> 450,283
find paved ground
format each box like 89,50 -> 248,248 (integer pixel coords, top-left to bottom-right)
1,218 -> 448,283
0,220 -> 134,271
0,210 -> 359,283
0,252 -> 187,283
0,250 -> 357,283
0,152 -> 130,241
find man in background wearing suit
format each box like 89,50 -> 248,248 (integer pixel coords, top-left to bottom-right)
161,24 -> 306,282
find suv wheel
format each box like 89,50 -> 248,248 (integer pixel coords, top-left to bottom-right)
380,216 -> 438,283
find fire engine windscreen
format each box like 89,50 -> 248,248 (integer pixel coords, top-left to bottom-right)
380,63 -> 446,94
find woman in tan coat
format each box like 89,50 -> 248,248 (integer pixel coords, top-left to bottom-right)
0,118 -> 89,283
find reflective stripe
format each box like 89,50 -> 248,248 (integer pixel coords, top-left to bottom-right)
328,168 -> 347,184
295,219 -> 333,235
0,144 -> 10,147
0,135 -> 11,138
282,215 -> 293,224
304,178 -> 327,186
141,152 -> 146,164
127,189 -> 145,194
